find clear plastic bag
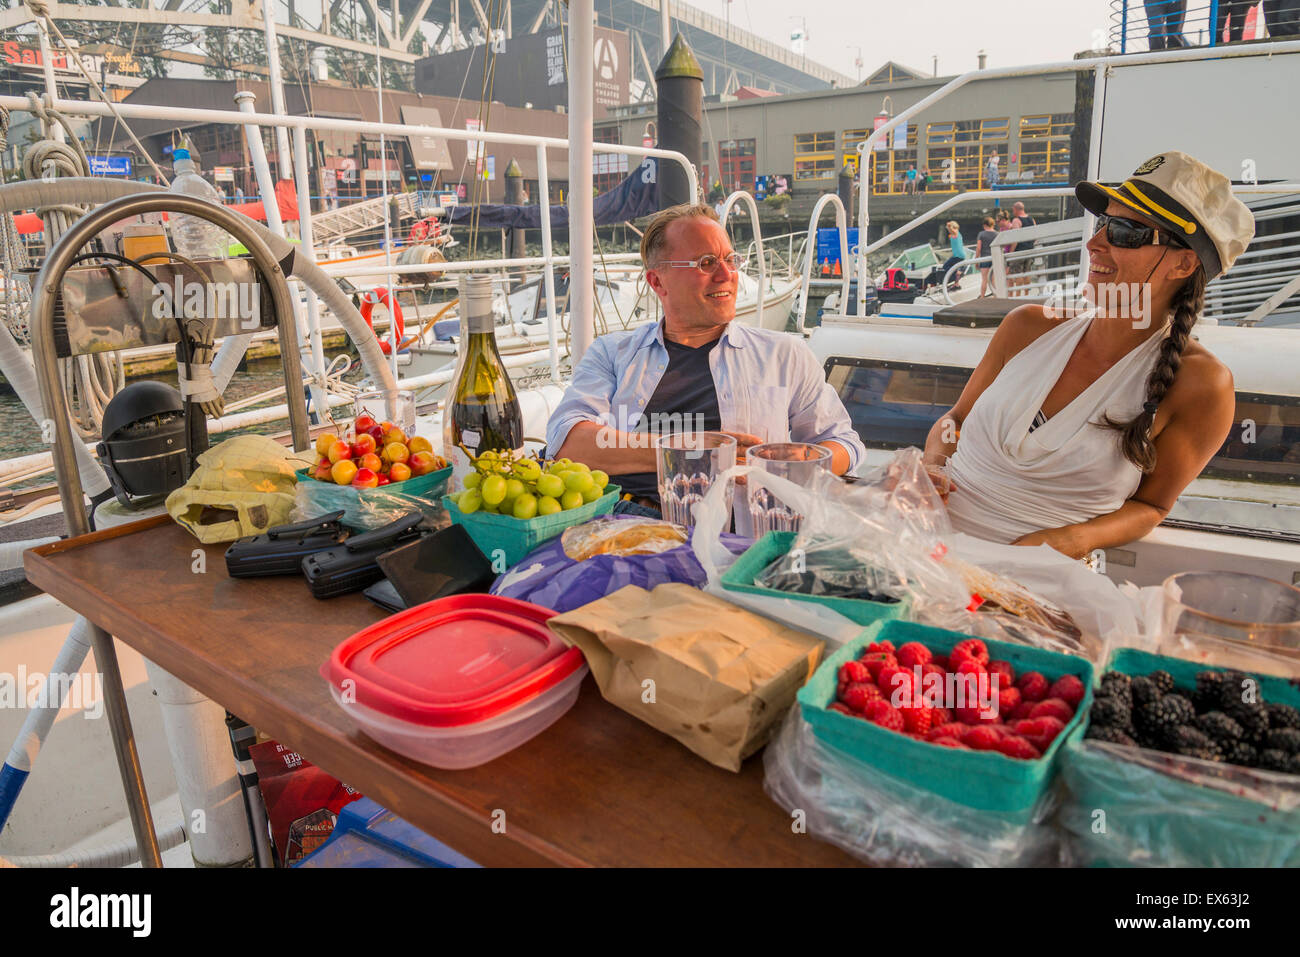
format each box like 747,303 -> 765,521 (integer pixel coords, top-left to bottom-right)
763,709 -> 1063,867
560,516 -> 688,561
292,477 -> 449,532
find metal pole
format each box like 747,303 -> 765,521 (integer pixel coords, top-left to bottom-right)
660,0 -> 670,55
568,0 -> 595,365
235,91 -> 285,234
261,0 -> 295,178
1121,0 -> 1128,54
375,17 -> 399,382
1209,0 -> 1221,47
535,143 -> 561,384
29,193 -> 308,867
292,125 -> 330,420
1079,62 -> 1107,288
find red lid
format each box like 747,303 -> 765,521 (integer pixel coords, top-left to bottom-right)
323,595 -> 585,727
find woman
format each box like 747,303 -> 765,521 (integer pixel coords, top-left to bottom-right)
937,220 -> 966,289
923,151 -> 1253,558
995,209 -> 1012,232
976,216 -> 998,297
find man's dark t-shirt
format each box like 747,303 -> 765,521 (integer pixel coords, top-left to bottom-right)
613,335 -> 723,500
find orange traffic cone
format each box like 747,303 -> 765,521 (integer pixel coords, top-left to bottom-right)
832,259 -> 842,276
820,259 -> 830,276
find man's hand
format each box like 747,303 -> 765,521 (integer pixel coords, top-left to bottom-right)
1010,526 -> 1087,559
720,431 -> 765,457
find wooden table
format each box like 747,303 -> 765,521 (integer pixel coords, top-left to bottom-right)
26,516 -> 858,867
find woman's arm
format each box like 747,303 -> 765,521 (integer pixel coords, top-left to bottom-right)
1013,353 -> 1236,557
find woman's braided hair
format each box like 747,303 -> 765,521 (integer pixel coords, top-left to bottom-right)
1101,266 -> 1207,472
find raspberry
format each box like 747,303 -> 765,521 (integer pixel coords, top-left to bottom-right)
931,654 -> 950,671
1048,675 -> 1086,708
838,660 -> 871,686
956,703 -> 1000,725
864,699 -> 905,732
1028,698 -> 1074,723
955,657 -> 986,678
931,706 -> 954,726
902,705 -> 935,735
994,735 -> 1042,760
950,638 -> 989,667
1008,700 -> 1035,721
1016,672 -> 1050,702
1013,716 -> 1066,752
860,651 -> 897,681
840,682 -> 882,714
877,665 -> 917,706
962,726 -> 1002,751
987,660 -> 1016,687
928,722 -> 967,740
864,640 -> 896,655
929,736 -> 967,749
827,702 -> 856,716
896,641 -> 933,670
996,685 -> 1022,719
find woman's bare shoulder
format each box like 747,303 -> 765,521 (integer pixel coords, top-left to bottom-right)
1172,341 -> 1234,405
992,304 -> 1067,363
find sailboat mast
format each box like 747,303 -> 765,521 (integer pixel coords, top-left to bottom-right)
568,0 -> 595,364
261,1 -> 294,178
660,0 -> 671,53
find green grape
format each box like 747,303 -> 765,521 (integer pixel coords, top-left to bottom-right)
514,460 -> 541,482
536,474 -> 564,499
505,478 -> 526,500
560,489 -> 584,511
564,471 -> 594,494
512,493 -> 538,520
481,474 -> 508,506
463,472 -> 482,490
580,484 -> 603,504
537,495 -> 562,516
590,469 -> 609,489
482,499 -> 500,513
459,489 -> 482,514
571,462 -> 591,474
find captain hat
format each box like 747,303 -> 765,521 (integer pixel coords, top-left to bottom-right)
1075,150 -> 1254,280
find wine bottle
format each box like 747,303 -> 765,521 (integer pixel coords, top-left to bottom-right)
445,275 -> 524,490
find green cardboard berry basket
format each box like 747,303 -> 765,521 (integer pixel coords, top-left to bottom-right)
295,465 -> 452,531
797,619 -> 1093,817
720,531 -> 911,626
441,485 -> 620,568
1059,647 -> 1300,867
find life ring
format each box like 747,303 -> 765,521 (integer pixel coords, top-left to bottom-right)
359,288 -> 405,355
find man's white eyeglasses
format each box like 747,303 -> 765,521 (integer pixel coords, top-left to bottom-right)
654,252 -> 747,274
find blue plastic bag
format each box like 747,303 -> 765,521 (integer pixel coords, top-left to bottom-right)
491,516 -> 751,613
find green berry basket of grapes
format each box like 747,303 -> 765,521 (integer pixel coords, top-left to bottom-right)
443,450 -> 621,568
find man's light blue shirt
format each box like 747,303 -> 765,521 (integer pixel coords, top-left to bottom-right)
545,320 -> 867,472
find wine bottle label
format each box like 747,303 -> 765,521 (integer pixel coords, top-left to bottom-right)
449,445 -> 475,491
461,429 -> 480,447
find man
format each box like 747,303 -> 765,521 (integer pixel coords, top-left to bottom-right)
1008,200 -> 1037,294
546,202 -> 866,515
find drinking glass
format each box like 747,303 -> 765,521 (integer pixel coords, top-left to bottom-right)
353,389 -> 416,439
655,432 -> 737,529
1158,571 -> 1300,663
741,442 -> 832,537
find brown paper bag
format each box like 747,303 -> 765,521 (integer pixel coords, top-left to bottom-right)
548,583 -> 824,772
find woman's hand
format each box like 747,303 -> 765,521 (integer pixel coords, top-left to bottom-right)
1010,526 -> 1088,559
924,466 -> 956,504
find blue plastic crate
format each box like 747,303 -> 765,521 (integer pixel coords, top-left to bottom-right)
293,797 -> 481,868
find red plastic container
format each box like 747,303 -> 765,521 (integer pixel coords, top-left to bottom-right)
323,595 -> 587,768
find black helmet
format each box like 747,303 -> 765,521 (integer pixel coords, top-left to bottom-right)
96,381 -> 191,508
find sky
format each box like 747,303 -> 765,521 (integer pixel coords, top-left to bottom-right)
701,0 -> 1129,81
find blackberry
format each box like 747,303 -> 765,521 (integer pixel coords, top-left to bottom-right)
1216,671 -> 1254,710
1223,701 -> 1269,744
1264,703 -> 1300,731
1194,711 -> 1244,745
1090,695 -> 1132,729
1224,741 -> 1258,768
1137,694 -> 1195,739
1265,728 -> 1300,754
1290,755 -> 1300,775
1166,726 -> 1223,760
1147,670 -> 1176,695
1131,675 -> 1160,707
1193,671 -> 1228,713
1086,725 -> 1137,746
1099,672 -> 1133,705
1259,749 -> 1292,773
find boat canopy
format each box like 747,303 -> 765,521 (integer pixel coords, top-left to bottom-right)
448,158 -> 660,230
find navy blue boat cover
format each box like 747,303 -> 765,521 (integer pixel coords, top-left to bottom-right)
448,158 -> 661,229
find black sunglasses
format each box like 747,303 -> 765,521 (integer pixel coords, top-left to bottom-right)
1094,213 -> 1189,250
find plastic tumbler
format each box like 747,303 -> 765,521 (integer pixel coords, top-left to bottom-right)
1159,571 -> 1300,662
655,432 -> 737,528
742,442 -> 832,537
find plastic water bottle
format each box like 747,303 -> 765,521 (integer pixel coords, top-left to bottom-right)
169,148 -> 227,260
